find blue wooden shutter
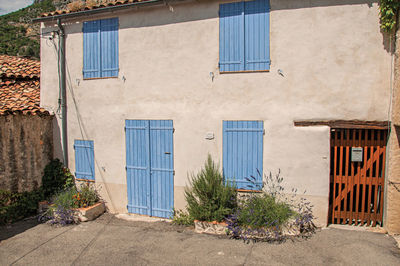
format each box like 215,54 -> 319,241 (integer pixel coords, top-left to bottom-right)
223,121 -> 263,190
245,0 -> 270,71
125,120 -> 151,215
83,20 -> 101,78
74,140 -> 95,181
100,18 -> 119,77
219,1 -> 245,72
149,120 -> 174,218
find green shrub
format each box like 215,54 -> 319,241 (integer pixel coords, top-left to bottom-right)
42,159 -> 75,199
172,209 -> 194,226
226,171 -> 316,242
237,193 -> 294,228
52,187 -> 79,210
0,189 -> 43,225
185,155 -> 237,222
40,183 -> 100,225
73,183 -> 100,208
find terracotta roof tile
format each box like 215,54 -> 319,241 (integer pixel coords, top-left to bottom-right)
0,55 -> 48,115
40,0 -> 155,18
0,55 -> 40,79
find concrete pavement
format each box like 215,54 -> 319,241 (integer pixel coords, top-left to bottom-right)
1,213 -> 399,265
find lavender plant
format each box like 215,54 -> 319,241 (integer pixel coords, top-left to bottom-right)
38,205 -> 76,226
226,170 -> 316,242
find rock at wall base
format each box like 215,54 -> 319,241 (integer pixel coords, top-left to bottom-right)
194,220 -> 227,235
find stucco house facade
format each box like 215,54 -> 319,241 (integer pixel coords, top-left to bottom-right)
36,0 -> 394,228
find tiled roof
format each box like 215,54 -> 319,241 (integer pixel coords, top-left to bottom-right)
40,0 -> 156,18
0,55 -> 48,115
0,55 -> 40,79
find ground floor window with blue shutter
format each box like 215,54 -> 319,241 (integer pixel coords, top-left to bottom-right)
83,17 -> 119,79
223,121 -> 263,190
219,0 -> 270,72
74,140 -> 95,181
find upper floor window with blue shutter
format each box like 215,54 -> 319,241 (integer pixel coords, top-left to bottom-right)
83,18 -> 119,79
219,0 -> 270,72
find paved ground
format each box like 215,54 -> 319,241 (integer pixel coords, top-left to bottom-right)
1,214 -> 399,265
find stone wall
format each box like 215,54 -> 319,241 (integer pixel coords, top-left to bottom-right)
0,114 -> 53,192
387,19 -> 400,234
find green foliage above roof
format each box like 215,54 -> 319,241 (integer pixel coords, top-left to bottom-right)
0,0 -> 55,59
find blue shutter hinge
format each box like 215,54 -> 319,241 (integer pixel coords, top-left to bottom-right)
263,129 -> 266,135
124,127 -> 126,132
173,170 -> 175,176
173,128 -> 175,133
125,166 -> 127,171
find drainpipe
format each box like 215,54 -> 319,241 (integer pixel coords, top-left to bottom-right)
58,19 -> 68,167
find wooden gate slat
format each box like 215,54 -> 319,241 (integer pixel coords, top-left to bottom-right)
359,129 -> 366,225
355,129 -> 361,225
349,129 -> 355,223
332,130 -> 338,224
344,129 -> 350,222
378,130 -> 387,224
365,130 -> 373,226
371,130 -> 378,226
339,130 -> 344,223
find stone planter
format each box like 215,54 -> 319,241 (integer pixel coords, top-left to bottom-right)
75,202 -> 105,222
194,220 -> 228,235
38,201 -> 50,213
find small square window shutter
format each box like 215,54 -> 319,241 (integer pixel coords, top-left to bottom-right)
219,1 -> 245,72
245,0 -> 270,71
74,140 -> 95,181
223,121 -> 263,190
83,20 -> 101,78
100,18 -> 119,77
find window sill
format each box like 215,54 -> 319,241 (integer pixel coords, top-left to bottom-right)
236,189 -> 263,193
83,76 -> 118,80
75,178 -> 95,182
220,70 -> 270,74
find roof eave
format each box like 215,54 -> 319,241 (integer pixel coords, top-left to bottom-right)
32,0 -> 187,23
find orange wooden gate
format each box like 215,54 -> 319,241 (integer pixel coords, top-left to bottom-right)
329,128 -> 387,226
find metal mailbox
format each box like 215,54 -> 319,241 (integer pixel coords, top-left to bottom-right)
351,147 -> 363,162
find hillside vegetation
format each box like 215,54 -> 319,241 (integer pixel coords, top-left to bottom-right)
0,0 -> 56,59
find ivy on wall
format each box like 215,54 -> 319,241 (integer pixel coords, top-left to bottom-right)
380,0 -> 400,32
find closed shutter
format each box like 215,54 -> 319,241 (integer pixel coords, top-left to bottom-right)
219,0 -> 270,72
219,1 -> 245,72
223,121 -> 263,190
245,0 -> 270,71
125,120 -> 151,215
100,18 -> 119,77
74,140 -> 95,181
149,120 -> 174,218
83,20 -> 101,79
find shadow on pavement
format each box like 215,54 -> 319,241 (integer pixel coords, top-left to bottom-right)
0,217 -> 39,242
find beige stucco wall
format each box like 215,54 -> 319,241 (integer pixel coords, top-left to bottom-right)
40,0 -> 391,227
